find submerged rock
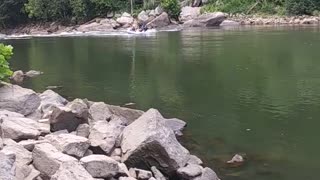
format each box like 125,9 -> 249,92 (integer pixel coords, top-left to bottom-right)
0,84 -> 41,116
25,70 -> 43,78
121,108 -> 190,176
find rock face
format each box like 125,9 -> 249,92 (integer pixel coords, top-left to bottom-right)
0,84 -> 40,116
146,12 -> 170,29
138,11 -> 150,24
32,143 -> 78,177
121,109 -> 190,175
44,134 -> 90,158
80,155 -> 122,178
183,12 -> 226,27
0,152 -> 16,180
179,7 -> 201,22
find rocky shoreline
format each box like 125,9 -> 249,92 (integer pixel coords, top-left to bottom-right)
0,82 -> 219,180
1,6 -> 319,37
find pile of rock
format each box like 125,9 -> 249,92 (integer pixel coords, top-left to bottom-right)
228,14 -> 320,25
0,83 -> 219,180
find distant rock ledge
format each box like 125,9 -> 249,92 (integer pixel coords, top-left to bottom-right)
0,82 -> 220,180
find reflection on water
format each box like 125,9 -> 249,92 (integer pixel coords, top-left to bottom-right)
4,26 -> 320,180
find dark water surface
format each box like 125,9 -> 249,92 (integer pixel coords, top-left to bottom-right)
3,26 -> 320,180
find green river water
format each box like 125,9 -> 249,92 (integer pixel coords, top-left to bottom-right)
3,26 -> 320,180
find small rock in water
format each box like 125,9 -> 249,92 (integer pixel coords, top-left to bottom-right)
123,102 -> 136,108
227,154 -> 245,167
46,85 -> 63,90
11,70 -> 25,83
25,70 -> 43,78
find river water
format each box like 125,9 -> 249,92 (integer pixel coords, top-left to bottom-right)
3,26 -> 320,180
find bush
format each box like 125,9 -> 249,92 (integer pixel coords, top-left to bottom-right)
161,0 -> 180,19
0,44 -> 13,81
285,0 -> 320,15
0,0 -> 28,27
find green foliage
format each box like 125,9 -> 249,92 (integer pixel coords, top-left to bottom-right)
161,0 -> 180,19
0,44 -> 13,81
285,0 -> 320,15
90,0 -> 128,16
0,0 -> 28,27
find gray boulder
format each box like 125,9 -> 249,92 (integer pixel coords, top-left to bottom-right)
80,155 -> 122,178
138,11 -> 150,24
49,105 -> 85,132
183,12 -> 226,27
187,155 -> 203,165
121,109 -> 190,176
155,6 -> 163,16
32,143 -> 78,177
44,133 -> 90,158
51,161 -> 95,180
146,12 -> 171,29
0,152 -> 16,180
150,166 -> 166,180
119,177 -> 137,180
76,123 -> 90,138
66,98 -> 89,119
11,70 -> 25,83
0,84 -> 40,116
0,137 -> 3,150
89,120 -> 124,154
39,89 -> 68,115
0,109 -> 24,119
89,102 -> 112,125
1,141 -> 33,180
0,117 -> 46,140
177,164 -> 203,179
220,20 -> 240,26
18,139 -> 50,151
107,105 -> 144,125
116,12 -> 134,26
165,118 -> 186,136
77,21 -> 114,32
179,7 -> 201,22
193,167 -> 220,180
132,168 -> 153,180
25,165 -> 41,180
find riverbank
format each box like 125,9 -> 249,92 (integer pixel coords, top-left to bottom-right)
0,82 -> 219,180
1,6 -> 319,37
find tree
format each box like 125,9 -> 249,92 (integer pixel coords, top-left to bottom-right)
0,44 -> 13,81
0,0 -> 28,27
